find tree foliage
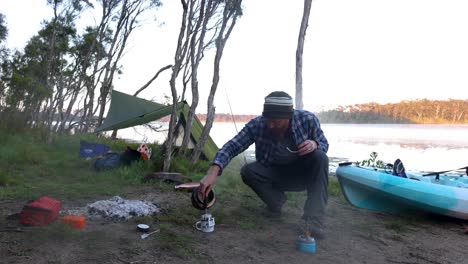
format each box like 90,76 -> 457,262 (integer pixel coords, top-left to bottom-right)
317,99 -> 468,124
0,0 -> 160,141
0,13 -> 10,107
0,13 -> 7,44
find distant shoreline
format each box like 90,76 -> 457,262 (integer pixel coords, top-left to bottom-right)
191,98 -> 468,124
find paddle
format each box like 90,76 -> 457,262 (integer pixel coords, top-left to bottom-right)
422,166 -> 468,177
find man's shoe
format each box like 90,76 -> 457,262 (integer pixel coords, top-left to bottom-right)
299,219 -> 325,240
261,194 -> 287,219
307,226 -> 324,240
261,207 -> 282,219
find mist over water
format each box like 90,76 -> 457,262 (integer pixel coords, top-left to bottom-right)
115,123 -> 468,172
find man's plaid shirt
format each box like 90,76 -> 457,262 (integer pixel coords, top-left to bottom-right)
211,110 -> 329,174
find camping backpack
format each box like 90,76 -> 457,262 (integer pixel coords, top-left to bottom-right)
120,146 -> 142,165
20,196 -> 61,226
93,152 -> 122,171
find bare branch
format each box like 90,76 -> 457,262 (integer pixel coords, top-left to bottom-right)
133,64 -> 172,96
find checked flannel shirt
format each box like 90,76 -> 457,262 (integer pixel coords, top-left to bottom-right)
211,110 -> 329,175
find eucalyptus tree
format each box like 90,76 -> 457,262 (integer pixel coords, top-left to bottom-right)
0,13 -> 6,43
190,0 -> 243,165
65,0 -> 160,133
0,13 -> 8,107
162,0 -> 243,171
56,26 -> 107,134
3,5 -> 80,131
164,0 -> 208,171
39,0 -> 90,143
179,0 -> 225,156
295,0 -> 312,110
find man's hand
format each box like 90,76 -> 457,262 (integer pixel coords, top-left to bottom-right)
297,139 -> 318,156
199,165 -> 220,197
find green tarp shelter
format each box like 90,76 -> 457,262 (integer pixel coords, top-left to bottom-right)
95,90 -> 219,161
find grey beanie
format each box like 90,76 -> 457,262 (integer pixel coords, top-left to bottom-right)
262,91 -> 294,119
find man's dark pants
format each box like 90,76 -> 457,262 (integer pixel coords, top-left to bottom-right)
240,149 -> 329,222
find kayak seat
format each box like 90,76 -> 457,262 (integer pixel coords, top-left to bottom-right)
392,159 -> 407,178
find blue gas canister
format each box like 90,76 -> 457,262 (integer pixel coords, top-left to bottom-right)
296,234 -> 316,254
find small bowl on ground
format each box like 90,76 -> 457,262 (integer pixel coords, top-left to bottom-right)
137,224 -> 150,232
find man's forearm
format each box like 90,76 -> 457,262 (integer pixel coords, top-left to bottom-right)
207,164 -> 221,177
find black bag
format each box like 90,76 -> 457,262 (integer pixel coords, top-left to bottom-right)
120,146 -> 142,165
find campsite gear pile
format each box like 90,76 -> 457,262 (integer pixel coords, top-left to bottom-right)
92,145 -> 149,171
94,90 -> 219,162
86,196 -> 160,220
19,196 -> 87,229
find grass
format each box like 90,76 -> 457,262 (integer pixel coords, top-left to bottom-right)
0,130 -> 157,200
0,125 -> 343,202
0,127 -> 347,256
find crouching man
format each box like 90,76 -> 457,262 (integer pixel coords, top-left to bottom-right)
199,91 -> 329,239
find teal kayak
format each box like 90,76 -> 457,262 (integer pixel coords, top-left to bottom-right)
336,163 -> 468,220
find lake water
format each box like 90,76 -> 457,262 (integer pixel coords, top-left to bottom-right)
114,123 -> 468,173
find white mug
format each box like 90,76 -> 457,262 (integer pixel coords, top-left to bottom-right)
195,213 -> 215,233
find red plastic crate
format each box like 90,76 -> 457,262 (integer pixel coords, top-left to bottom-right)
20,196 -> 61,226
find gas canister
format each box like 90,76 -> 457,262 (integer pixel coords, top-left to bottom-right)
296,234 -> 316,254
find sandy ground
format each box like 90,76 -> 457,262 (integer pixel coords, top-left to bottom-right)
1,181 -> 467,264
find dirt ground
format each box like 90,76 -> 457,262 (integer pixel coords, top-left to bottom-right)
1,179 -> 467,264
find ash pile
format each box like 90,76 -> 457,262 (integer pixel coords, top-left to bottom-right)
69,196 -> 160,220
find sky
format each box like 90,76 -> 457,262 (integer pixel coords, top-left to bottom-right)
1,0 -> 468,115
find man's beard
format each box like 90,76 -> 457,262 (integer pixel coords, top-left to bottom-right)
268,127 -> 288,142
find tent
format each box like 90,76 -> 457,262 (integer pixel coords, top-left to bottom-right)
95,90 -> 219,161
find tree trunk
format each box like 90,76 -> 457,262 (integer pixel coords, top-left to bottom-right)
181,0 -> 212,155
295,0 -> 312,110
191,1 -> 241,164
163,0 -> 190,172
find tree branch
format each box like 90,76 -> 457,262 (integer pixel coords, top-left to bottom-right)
133,64 -> 172,96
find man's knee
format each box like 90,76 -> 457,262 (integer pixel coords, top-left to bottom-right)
304,149 -> 329,168
240,163 -> 254,184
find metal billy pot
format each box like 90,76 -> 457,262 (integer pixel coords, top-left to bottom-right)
191,187 -> 216,210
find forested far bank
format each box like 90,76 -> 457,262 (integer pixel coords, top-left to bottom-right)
191,99 -> 468,124
316,99 -> 467,124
